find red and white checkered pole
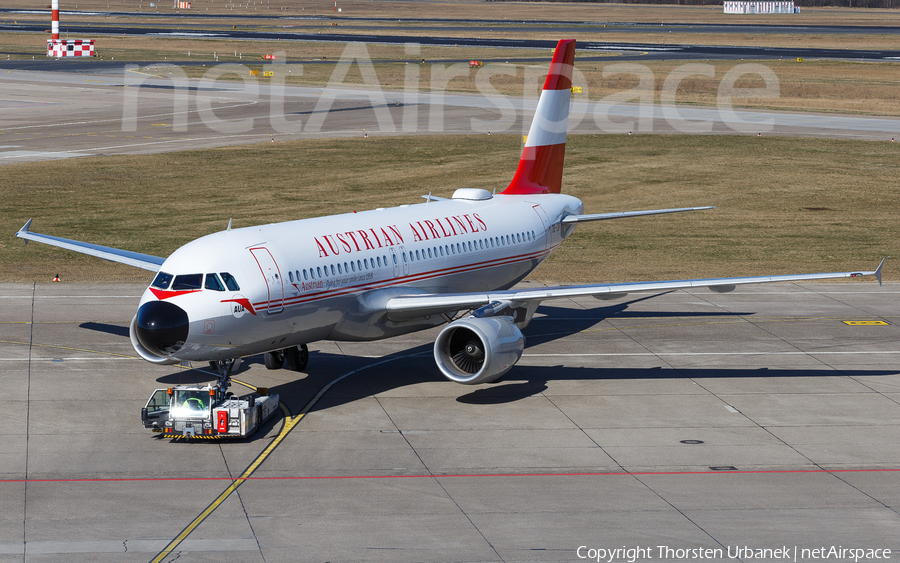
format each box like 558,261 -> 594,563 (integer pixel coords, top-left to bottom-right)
51,0 -> 59,40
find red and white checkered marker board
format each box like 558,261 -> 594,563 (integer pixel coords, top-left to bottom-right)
47,39 -> 95,57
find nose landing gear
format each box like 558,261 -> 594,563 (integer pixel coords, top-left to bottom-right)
264,344 -> 309,372
208,357 -> 242,391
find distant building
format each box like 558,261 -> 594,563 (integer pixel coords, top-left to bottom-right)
724,1 -> 797,13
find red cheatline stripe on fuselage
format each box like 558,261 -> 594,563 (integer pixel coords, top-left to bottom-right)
220,298 -> 257,316
255,247 -> 554,310
250,244 -> 559,311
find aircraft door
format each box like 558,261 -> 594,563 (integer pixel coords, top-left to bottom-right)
249,247 -> 284,314
531,204 -> 551,249
389,247 -> 400,277
399,245 -> 409,276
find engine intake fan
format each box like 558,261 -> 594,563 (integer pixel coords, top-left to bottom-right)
434,316 -> 525,384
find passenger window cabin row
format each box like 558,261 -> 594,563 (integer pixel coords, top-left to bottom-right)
148,230 -> 539,292
287,229 -> 538,284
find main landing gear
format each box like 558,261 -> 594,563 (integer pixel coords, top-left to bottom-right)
264,344 -> 309,372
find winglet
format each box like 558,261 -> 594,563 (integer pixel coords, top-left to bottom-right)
875,257 -> 885,286
17,219 -> 33,244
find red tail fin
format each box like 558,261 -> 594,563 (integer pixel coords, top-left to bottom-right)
502,39 -> 575,196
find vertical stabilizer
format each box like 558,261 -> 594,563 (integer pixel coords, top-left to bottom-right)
502,39 -> 575,195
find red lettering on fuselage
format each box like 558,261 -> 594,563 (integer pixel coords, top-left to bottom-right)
344,231 -> 362,251
313,215 -> 489,258
424,220 -> 441,239
451,216 -> 469,234
323,235 -> 340,255
358,230 -> 375,250
315,237 -> 329,258
436,218 -> 452,237
336,232 -> 352,253
368,228 -> 383,248
410,223 -> 425,242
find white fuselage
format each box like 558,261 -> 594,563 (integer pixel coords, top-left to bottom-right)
139,192 -> 584,362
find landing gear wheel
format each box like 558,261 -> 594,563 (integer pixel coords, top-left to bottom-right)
284,344 -> 309,371
264,350 -> 284,370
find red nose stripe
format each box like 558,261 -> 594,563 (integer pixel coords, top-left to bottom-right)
150,287 -> 200,300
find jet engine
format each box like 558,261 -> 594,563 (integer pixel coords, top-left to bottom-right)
129,315 -> 180,365
433,316 -> 525,385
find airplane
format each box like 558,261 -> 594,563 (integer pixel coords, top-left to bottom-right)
16,39 -> 884,386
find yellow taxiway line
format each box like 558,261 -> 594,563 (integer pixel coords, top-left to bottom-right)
149,355 -> 403,563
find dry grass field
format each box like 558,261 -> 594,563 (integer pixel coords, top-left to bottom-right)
2,134 -> 895,284
135,56 -> 900,117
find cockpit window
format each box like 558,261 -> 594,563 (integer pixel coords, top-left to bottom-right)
220,272 -> 240,291
172,273 -> 203,290
151,272 -> 173,289
204,274 -> 225,291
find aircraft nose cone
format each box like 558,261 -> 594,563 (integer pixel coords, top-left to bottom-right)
136,301 -> 189,356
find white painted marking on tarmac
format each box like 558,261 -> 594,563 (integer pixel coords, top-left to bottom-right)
0,538 -> 257,555
724,405 -> 740,413
0,150 -> 90,160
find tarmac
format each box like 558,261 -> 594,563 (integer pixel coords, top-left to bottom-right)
1,280 -> 898,562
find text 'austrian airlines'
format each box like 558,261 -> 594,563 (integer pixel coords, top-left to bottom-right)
17,39 -> 884,385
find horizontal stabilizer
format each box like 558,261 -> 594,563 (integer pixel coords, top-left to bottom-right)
561,206 -> 715,224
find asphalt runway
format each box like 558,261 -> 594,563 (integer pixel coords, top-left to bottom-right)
4,24 -> 900,61
1,65 -> 899,165
1,281 -> 898,561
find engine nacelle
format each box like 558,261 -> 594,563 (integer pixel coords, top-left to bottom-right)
129,315 -> 179,365
434,316 -> 525,385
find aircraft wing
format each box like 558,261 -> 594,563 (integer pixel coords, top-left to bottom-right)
385,259 -> 885,321
15,219 -> 165,272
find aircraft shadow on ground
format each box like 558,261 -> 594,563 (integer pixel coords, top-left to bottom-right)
524,298 -> 756,348
79,321 -> 130,338
146,348 -> 900,442
91,297 -> 895,419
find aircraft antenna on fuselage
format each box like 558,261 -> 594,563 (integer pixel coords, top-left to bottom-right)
227,218 -> 232,232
